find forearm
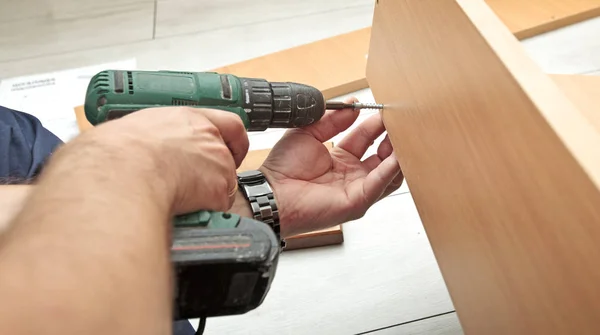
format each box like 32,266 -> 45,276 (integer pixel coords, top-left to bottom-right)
0,137 -> 174,335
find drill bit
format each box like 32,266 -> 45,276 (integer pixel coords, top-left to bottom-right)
325,101 -> 384,110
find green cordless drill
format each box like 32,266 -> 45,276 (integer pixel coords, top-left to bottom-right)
83,70 -> 336,322
85,70 -> 329,130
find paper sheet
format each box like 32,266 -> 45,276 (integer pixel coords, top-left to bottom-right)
0,59 -> 137,142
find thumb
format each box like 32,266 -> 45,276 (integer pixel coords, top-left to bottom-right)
360,154 -> 401,206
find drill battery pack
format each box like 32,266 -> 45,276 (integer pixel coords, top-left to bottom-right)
171,214 -> 280,320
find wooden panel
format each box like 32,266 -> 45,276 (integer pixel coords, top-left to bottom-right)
0,1 -> 154,62
551,74 -> 600,132
155,0 -> 373,38
488,0 -> 600,39
74,105 -> 93,132
366,0 -> 600,334
213,28 -> 371,100
211,0 -> 600,100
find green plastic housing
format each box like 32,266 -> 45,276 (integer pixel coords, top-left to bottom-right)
174,210 -> 240,229
84,70 -> 250,128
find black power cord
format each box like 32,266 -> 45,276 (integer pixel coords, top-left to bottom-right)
195,317 -> 206,335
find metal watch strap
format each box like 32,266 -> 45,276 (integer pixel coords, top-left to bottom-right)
237,170 -> 284,249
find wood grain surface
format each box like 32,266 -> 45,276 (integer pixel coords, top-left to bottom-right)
212,28 -> 371,100
488,0 -> 600,39
210,0 -> 600,100
551,74 -> 600,132
366,0 -> 600,334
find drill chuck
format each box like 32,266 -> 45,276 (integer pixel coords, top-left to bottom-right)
239,78 -> 325,131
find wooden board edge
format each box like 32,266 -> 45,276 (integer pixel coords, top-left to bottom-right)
208,2 -> 600,100
283,228 -> 344,251
514,5 -> 600,39
550,74 -> 600,132
457,0 -> 600,190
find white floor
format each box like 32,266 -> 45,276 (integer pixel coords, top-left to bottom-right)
2,1 -> 600,334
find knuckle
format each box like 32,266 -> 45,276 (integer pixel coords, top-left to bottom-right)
202,123 -> 221,138
228,113 -> 245,129
214,145 -> 233,161
211,176 -> 230,210
214,176 -> 228,194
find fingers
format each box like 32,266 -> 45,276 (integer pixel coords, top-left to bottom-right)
377,135 -> 394,159
299,96 -> 360,142
377,169 -> 405,201
337,113 -> 386,159
197,108 -> 250,167
361,154 -> 401,205
374,136 -> 403,199
362,135 -> 394,171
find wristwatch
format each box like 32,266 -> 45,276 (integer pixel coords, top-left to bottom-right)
237,170 -> 285,249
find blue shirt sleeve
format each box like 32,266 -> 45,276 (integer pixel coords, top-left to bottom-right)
0,105 -> 63,182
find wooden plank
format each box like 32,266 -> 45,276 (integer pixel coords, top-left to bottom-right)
74,105 -> 94,132
551,74 -> 600,132
366,0 -> 600,334
212,0 -> 600,100
489,0 -> 600,39
73,106 -> 343,250
212,28 -> 371,100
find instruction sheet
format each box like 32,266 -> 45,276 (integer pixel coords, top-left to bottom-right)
0,59 -> 136,142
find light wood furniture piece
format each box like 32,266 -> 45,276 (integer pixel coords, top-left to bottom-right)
73,106 -> 343,251
366,0 -> 600,334
551,74 -> 600,131
489,0 -> 600,39
212,0 -> 600,100
213,28 -> 371,100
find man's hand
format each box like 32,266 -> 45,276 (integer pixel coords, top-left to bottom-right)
80,106 -> 249,214
260,98 -> 403,237
0,107 -> 249,335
